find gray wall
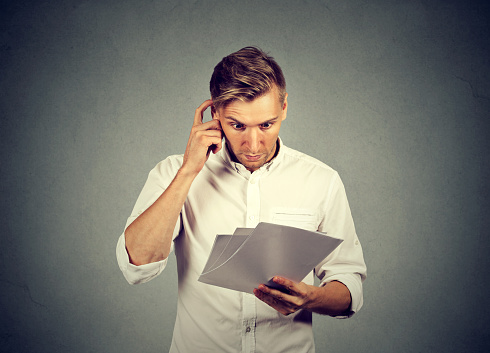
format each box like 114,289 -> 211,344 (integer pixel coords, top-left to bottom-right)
1,0 -> 489,352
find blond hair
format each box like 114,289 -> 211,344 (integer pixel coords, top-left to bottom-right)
210,46 -> 286,109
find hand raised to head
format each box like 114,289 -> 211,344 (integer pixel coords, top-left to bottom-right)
181,100 -> 223,177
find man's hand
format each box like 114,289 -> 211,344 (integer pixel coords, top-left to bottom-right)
253,276 -> 314,316
253,277 -> 352,317
181,99 -> 223,177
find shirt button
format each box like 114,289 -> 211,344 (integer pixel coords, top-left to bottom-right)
249,215 -> 255,221
355,240 -> 359,245
246,327 -> 251,333
250,179 -> 256,184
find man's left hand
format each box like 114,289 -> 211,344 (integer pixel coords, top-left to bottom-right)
253,276 -> 315,316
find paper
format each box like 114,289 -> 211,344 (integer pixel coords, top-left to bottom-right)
198,222 -> 343,293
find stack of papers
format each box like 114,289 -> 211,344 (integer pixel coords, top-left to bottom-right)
198,222 -> 343,293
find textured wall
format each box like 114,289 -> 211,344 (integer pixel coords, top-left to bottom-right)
1,0 -> 489,352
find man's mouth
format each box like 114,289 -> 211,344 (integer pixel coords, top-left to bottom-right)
244,154 -> 262,162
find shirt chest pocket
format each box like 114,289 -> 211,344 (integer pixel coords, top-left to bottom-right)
270,208 -> 319,232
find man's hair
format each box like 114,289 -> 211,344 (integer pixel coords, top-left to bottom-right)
210,46 -> 286,109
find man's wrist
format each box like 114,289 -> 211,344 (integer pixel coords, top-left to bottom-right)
177,164 -> 201,180
303,284 -> 323,312
304,281 -> 352,316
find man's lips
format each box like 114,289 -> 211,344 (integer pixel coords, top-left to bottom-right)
243,154 -> 263,162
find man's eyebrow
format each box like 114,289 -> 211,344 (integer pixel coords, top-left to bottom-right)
224,116 -> 279,125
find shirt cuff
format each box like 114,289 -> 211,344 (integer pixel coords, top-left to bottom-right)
116,233 -> 168,285
321,273 -> 364,319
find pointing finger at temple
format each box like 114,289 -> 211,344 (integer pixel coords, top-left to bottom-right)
194,99 -> 214,126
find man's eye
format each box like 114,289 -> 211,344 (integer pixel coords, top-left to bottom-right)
232,123 -> 245,130
261,123 -> 272,129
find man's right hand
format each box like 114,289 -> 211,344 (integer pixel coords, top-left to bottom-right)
181,99 -> 223,177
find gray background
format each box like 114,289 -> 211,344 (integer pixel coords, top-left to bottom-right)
1,0 -> 489,352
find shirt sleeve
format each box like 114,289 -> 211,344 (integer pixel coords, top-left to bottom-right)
116,157 -> 183,285
116,232 -> 168,284
315,172 -> 367,318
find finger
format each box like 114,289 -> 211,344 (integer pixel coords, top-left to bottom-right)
256,280 -> 292,298
193,121 -> 222,154
193,99 -> 213,126
202,118 -> 222,131
257,284 -> 291,302
197,132 -> 223,151
254,288 -> 279,306
191,119 -> 222,135
211,137 -> 223,154
259,282 -> 306,310
253,288 -> 295,316
272,276 -> 298,295
195,129 -> 222,141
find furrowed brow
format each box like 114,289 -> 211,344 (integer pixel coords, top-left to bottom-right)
224,117 -> 245,125
262,117 -> 279,124
224,116 -> 279,125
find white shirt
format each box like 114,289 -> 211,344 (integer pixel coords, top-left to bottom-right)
116,138 -> 367,353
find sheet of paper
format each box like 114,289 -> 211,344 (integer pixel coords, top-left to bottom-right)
200,228 -> 254,274
198,222 -> 343,293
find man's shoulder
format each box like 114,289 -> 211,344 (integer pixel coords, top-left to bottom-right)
151,154 -> 184,177
281,145 -> 338,176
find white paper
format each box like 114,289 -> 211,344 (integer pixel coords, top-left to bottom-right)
198,222 -> 343,293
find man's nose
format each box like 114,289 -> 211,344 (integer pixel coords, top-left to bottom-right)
246,128 -> 261,152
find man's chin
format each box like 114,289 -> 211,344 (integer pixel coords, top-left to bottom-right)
234,157 -> 261,171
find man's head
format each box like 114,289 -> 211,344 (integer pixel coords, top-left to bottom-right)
210,46 -> 286,110
210,47 -> 288,172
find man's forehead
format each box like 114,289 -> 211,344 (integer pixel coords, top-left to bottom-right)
218,105 -> 279,125
217,90 -> 282,119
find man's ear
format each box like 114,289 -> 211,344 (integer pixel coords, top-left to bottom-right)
211,105 -> 217,119
281,93 -> 288,121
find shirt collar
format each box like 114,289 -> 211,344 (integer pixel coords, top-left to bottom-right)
219,137 -> 284,176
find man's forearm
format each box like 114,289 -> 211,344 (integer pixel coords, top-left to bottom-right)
124,100 -> 222,266
124,168 -> 196,266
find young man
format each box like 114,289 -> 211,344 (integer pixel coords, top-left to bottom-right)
116,47 -> 366,352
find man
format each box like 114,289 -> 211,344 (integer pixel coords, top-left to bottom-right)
116,47 -> 366,352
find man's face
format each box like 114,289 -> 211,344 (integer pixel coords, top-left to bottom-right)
214,88 -> 288,172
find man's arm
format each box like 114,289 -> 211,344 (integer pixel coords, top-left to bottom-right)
253,277 -> 351,317
124,100 -> 222,266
